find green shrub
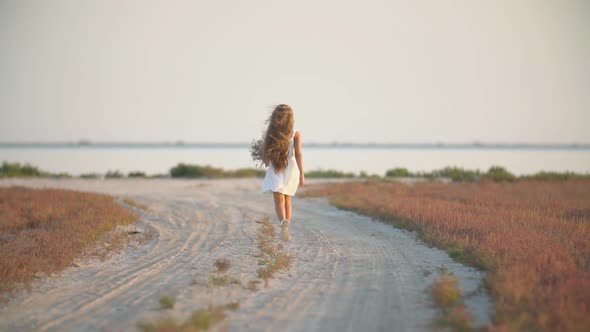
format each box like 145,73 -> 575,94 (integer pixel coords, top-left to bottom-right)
1,161 -> 44,177
305,169 -> 356,178
128,171 -> 146,178
105,170 -> 124,178
484,166 -> 516,182
378,166 -> 483,182
149,173 -> 169,178
385,167 -> 412,177
159,295 -> 175,309
138,303 -> 236,332
359,171 -> 381,179
170,163 -> 225,178
433,167 -> 480,182
0,162 -> 70,178
80,173 -> 101,179
53,172 -> 72,178
520,171 -> 590,181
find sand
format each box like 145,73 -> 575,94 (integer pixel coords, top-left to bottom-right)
0,178 -> 492,331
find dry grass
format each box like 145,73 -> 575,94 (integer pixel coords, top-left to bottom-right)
209,274 -> 240,287
208,257 -> 239,287
441,307 -> 475,332
432,269 -> 474,331
247,279 -> 261,292
0,186 -> 140,300
254,216 -> 292,286
433,271 -> 462,308
303,180 -> 590,331
137,302 -> 239,332
159,295 -> 176,309
213,258 -> 231,274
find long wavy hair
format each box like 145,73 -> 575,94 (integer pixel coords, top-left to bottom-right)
263,104 -> 294,172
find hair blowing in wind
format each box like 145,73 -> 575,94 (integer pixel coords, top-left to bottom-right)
262,105 -> 294,172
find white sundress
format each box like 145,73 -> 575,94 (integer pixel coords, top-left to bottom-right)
262,131 -> 300,196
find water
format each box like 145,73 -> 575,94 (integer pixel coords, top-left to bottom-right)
2,146 -> 589,176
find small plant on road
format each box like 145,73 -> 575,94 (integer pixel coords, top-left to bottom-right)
209,274 -> 240,287
213,258 -> 231,274
138,302 -> 239,332
159,295 -> 175,309
254,216 -> 292,286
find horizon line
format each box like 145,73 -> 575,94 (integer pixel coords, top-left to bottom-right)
1,140 -> 589,150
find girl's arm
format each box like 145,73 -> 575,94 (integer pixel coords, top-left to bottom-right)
294,131 -> 305,187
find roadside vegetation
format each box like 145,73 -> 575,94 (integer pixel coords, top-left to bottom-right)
384,165 -> 590,182
303,180 -> 590,331
80,172 -> 101,179
128,171 -> 147,178
3,160 -> 588,182
0,186 -> 141,300
0,161 -> 70,178
169,163 -> 265,178
431,268 -> 473,331
305,169 -> 356,178
105,170 -> 125,178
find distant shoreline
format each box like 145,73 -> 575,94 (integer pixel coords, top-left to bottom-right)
1,141 -> 589,150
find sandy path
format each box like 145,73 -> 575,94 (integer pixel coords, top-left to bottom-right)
0,178 -> 491,331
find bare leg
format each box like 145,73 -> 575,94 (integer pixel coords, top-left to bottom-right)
284,195 -> 292,223
274,193 -> 291,241
273,192 -> 286,222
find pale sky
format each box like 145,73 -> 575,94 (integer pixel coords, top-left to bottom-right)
1,0 -> 589,143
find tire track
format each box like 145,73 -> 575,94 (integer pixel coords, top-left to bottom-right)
37,230 -> 199,331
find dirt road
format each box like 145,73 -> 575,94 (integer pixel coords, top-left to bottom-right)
0,178 -> 491,331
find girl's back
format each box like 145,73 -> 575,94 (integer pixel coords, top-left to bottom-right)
262,130 -> 299,196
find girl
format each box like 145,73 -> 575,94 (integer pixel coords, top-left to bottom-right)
261,104 -> 305,241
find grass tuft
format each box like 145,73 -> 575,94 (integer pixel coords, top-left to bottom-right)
247,279 -> 261,292
209,274 -> 240,287
432,271 -> 461,308
137,302 -> 239,332
223,300 -> 240,311
432,269 -> 474,331
159,295 -> 175,309
213,258 -> 230,274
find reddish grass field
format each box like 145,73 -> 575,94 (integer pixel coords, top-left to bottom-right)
0,186 -> 139,299
304,180 -> 590,332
